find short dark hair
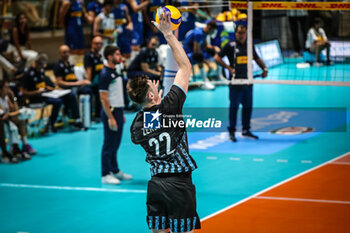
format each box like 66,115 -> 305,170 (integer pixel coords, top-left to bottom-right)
236,24 -> 247,31
207,19 -> 218,29
126,75 -> 150,105
35,53 -> 48,65
313,17 -> 322,26
103,45 -> 119,59
103,0 -> 113,7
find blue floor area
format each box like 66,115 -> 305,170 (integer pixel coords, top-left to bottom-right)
1,83 -> 350,232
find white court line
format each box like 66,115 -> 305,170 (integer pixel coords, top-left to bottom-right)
201,151 -> 350,221
330,161 -> 350,165
301,160 -> 313,164
229,157 -> 241,161
253,158 -> 264,162
254,196 -> 350,205
277,159 -> 288,163
0,183 -> 147,193
206,156 -> 218,160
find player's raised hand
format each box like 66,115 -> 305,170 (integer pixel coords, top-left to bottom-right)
152,8 -> 172,36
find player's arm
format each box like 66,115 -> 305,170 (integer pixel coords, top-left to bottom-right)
214,44 -> 235,75
154,13 -> 191,94
59,0 -> 70,28
127,0 -> 150,12
82,0 -> 94,24
141,62 -> 161,76
143,8 -> 158,33
124,6 -> 133,31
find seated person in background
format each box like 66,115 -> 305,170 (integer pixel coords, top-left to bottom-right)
0,80 -> 32,162
305,17 -> 332,66
54,45 -> 91,95
84,36 -> 104,120
127,36 -> 162,81
21,54 -> 82,132
182,20 -> 219,81
10,13 -> 38,69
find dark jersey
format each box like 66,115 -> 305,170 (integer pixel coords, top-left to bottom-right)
84,50 -> 104,85
53,60 -> 77,88
130,85 -> 197,176
218,40 -> 260,79
127,47 -> 159,72
21,67 -> 48,102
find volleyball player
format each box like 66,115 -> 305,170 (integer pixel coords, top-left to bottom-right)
127,12 -> 200,233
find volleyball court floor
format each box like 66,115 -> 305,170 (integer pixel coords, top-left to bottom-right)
0,63 -> 350,233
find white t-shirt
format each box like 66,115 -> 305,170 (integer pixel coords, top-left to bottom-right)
305,27 -> 327,49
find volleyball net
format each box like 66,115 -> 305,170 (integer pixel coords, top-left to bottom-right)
227,1 -> 350,86
177,1 -> 350,87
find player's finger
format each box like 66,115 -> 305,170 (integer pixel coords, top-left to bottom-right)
159,89 -> 163,98
151,20 -> 158,27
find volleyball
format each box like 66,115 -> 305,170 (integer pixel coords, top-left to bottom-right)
155,5 -> 182,31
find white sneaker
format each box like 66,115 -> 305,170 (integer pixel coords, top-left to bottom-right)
114,171 -> 133,180
102,174 -> 121,185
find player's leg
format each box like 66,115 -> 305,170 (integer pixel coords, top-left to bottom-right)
228,85 -> 242,141
241,85 -> 258,139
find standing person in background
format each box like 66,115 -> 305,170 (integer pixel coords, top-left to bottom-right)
59,0 -> 93,64
87,0 -> 104,22
84,36 -> 104,121
99,45 -> 132,184
214,24 -> 268,142
143,0 -> 167,45
113,0 -> 134,60
87,0 -> 104,39
93,0 -> 117,48
125,0 -> 150,52
305,17 -> 332,66
127,13 -> 200,233
10,13 -> 38,69
177,0 -> 196,42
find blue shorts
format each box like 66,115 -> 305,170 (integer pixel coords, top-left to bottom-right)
117,29 -> 132,54
131,29 -> 143,46
65,26 -> 86,50
147,173 -> 201,232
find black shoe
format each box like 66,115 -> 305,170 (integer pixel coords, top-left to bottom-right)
1,151 -> 19,164
242,130 -> 259,140
229,132 -> 237,142
326,60 -> 334,66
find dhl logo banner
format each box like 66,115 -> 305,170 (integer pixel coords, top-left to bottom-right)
70,11 -> 82,17
237,56 -> 248,64
114,19 -> 127,25
65,73 -> 77,81
95,64 -> 104,72
35,82 -> 46,90
230,1 -> 350,10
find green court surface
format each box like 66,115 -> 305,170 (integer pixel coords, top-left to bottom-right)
1,69 -> 350,232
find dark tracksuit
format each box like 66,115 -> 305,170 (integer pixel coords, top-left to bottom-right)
218,40 -> 260,133
99,66 -> 125,176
